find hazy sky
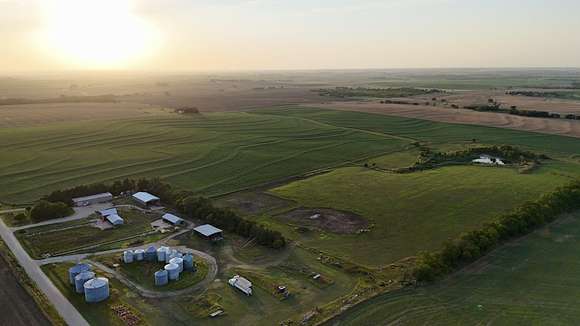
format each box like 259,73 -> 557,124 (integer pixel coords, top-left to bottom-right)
1,0 -> 580,71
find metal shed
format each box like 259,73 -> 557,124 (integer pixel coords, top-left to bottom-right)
132,192 -> 160,207
162,213 -> 185,225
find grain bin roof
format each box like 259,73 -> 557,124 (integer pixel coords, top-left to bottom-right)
132,192 -> 160,203
194,224 -> 223,237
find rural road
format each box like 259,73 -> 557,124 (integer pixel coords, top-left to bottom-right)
0,219 -> 89,326
11,202 -> 113,231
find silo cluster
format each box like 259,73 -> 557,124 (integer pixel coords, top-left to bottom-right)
66,263 -> 110,303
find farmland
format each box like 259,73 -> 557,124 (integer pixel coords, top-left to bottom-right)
330,212 -> 580,325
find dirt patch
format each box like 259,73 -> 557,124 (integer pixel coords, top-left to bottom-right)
312,100 -> 580,139
215,192 -> 293,215
277,208 -> 367,234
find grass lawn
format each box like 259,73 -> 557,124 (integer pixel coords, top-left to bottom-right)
16,208 -> 160,258
98,254 -> 208,291
333,211 -> 580,325
269,162 -> 580,267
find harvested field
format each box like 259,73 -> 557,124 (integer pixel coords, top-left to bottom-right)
312,101 -> 580,138
277,208 -> 367,234
0,251 -> 50,326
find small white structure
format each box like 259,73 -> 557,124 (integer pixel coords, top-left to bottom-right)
105,214 -> 124,226
132,192 -> 160,207
228,275 -> 253,296
134,249 -> 145,261
72,193 -> 113,207
162,213 -> 185,226
473,155 -> 505,165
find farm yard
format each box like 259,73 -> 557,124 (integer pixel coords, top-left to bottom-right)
3,76 -> 580,325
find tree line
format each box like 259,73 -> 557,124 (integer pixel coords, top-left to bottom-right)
413,180 -> 580,282
43,178 -> 287,249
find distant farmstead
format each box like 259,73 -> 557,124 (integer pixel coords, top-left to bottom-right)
72,192 -> 113,207
162,213 -> 185,226
132,192 -> 160,207
193,224 -> 223,241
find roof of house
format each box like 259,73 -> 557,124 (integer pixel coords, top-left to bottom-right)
132,192 -> 160,203
194,224 -> 223,237
72,192 -> 113,203
106,214 -> 124,225
162,213 -> 184,224
98,208 -> 117,217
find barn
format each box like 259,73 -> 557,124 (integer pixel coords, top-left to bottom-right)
193,224 -> 223,241
105,214 -> 124,226
132,192 -> 161,208
162,213 -> 185,226
72,192 -> 113,207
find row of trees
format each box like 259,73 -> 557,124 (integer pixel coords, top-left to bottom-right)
413,180 -> 580,282
176,196 -> 286,249
43,178 -> 286,249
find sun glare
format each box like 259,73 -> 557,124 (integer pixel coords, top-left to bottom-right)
39,0 -> 159,69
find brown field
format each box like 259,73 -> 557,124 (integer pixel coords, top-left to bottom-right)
313,101 -> 580,138
0,254 -> 50,326
0,102 -> 167,127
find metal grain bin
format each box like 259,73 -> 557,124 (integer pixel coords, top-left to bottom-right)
68,263 -> 91,285
84,277 -> 110,303
154,269 -> 169,286
164,263 -> 180,281
183,254 -> 195,271
134,249 -> 145,261
123,250 -> 134,264
145,246 -> 157,261
156,247 -> 167,262
74,271 -> 95,294
169,257 -> 184,273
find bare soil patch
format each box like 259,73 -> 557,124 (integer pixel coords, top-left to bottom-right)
215,191 -> 293,215
277,208 -> 367,234
312,101 -> 580,139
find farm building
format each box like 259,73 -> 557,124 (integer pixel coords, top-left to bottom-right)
132,192 -> 161,208
72,192 -> 113,207
105,214 -> 124,226
193,224 -> 223,241
98,208 -> 117,217
162,213 -> 185,226
228,275 -> 253,296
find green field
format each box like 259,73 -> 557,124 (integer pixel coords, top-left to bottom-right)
331,212 -> 580,325
269,162 -> 580,267
16,208 -> 161,258
0,110 -> 408,203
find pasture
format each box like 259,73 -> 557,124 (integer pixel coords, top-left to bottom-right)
331,212 -> 580,325
269,162 -> 580,267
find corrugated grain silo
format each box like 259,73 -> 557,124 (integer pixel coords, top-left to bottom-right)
145,246 -> 157,261
164,263 -> 180,281
169,257 -> 184,273
183,254 -> 195,271
123,250 -> 134,264
134,249 -> 145,261
68,263 -> 91,285
154,269 -> 169,286
74,271 -> 95,294
84,277 -> 110,303
156,247 -> 167,262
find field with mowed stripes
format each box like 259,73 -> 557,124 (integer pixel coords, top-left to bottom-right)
0,108 -> 409,203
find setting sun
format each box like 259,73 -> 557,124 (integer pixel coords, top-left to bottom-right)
38,0 -> 159,68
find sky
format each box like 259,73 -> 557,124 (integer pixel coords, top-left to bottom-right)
1,0 -> 580,71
